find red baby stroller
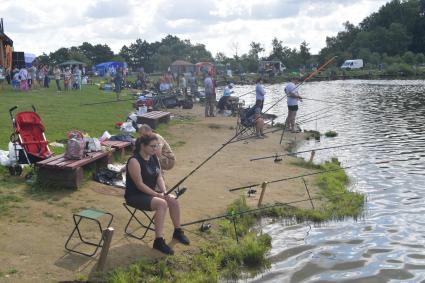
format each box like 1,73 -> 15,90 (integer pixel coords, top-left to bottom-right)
8,105 -> 53,176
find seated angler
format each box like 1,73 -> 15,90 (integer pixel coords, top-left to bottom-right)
217,82 -> 234,113
125,134 -> 189,255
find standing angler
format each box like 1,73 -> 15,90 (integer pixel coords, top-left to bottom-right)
255,78 -> 265,111
204,70 -> 215,117
284,77 -> 302,132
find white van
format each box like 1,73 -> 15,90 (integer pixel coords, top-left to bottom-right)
341,59 -> 364,69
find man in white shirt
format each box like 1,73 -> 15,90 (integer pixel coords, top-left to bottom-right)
284,77 -> 302,132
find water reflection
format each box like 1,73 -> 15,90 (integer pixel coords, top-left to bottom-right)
233,80 -> 425,282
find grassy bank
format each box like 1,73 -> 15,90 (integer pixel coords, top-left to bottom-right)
0,83 -> 135,153
106,158 -> 364,283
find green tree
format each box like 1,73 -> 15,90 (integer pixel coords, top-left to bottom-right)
402,51 -> 416,64
415,53 -> 425,64
299,41 -> 311,65
248,42 -> 264,60
49,47 -> 70,65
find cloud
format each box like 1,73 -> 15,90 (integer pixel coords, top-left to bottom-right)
0,0 -> 391,58
84,0 -> 131,19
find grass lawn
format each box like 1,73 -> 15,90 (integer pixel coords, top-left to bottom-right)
0,82 -> 136,154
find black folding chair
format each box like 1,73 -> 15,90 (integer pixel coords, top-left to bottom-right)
235,107 -> 256,139
123,203 -> 155,240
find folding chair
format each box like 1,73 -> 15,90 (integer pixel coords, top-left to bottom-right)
65,208 -> 113,257
123,203 -> 155,240
235,107 -> 256,139
122,187 -> 187,240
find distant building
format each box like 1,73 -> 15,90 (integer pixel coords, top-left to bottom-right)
0,18 -> 13,70
169,60 -> 195,75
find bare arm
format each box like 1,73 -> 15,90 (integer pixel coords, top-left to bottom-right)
288,91 -> 302,100
127,158 -> 161,197
156,171 -> 167,193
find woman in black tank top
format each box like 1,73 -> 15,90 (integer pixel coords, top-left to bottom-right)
125,134 -> 189,255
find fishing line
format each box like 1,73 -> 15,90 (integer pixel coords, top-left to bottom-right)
228,159 -> 404,192
249,140 -> 388,161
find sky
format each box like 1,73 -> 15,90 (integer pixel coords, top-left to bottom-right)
0,0 -> 391,57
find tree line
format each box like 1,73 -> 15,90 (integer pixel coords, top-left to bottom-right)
319,0 -> 425,68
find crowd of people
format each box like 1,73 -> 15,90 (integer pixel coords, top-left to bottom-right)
3,64 -> 88,92
204,74 -> 303,138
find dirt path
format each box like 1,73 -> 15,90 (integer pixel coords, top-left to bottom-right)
0,105 -> 319,282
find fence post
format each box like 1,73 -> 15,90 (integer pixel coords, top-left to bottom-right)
257,182 -> 268,207
96,227 -> 114,272
309,150 -> 316,163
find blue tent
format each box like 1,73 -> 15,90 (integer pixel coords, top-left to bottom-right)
24,53 -> 36,68
95,61 -> 127,76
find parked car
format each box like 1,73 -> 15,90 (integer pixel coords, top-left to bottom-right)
341,59 -> 364,69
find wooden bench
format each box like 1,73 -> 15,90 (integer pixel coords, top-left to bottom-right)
36,151 -> 114,189
136,111 -> 170,129
101,140 -> 133,159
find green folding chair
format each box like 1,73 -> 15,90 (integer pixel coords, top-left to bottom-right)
65,208 -> 113,257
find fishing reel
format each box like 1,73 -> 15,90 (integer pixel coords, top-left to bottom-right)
175,187 -> 187,199
247,188 -> 257,197
199,222 -> 212,232
273,153 -> 282,162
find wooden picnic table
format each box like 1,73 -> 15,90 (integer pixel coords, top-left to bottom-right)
136,111 -> 170,129
36,150 -> 114,189
101,140 -> 133,159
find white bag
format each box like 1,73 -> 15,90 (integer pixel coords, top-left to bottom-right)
84,137 -> 102,152
120,121 -> 136,133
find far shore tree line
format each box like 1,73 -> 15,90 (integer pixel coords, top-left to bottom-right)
35,0 -> 425,76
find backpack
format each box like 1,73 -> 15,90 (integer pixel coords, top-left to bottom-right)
182,98 -> 193,109
64,131 -> 85,160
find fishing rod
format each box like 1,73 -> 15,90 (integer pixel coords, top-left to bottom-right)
297,113 -> 333,125
279,111 -> 335,144
297,106 -> 329,121
165,127 -> 249,195
250,140 -> 373,161
228,159 -> 396,192
301,97 -> 340,105
226,127 -> 287,144
181,196 -> 322,227
228,110 -> 335,145
80,97 -> 136,106
237,89 -> 255,98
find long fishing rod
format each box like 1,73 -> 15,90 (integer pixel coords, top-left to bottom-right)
80,97 -> 136,106
228,159 -> 396,192
228,110 -> 335,145
297,113 -> 333,125
297,106 -> 329,121
237,89 -> 255,98
181,196 -> 322,227
301,97 -> 340,105
165,127 -> 248,195
279,111 -> 335,144
250,140 -> 373,161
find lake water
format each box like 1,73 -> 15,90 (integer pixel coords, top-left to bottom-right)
227,80 -> 425,282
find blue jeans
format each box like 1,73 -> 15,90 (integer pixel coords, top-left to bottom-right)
55,79 -> 61,91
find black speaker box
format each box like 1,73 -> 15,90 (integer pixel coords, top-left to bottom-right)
12,51 -> 26,69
